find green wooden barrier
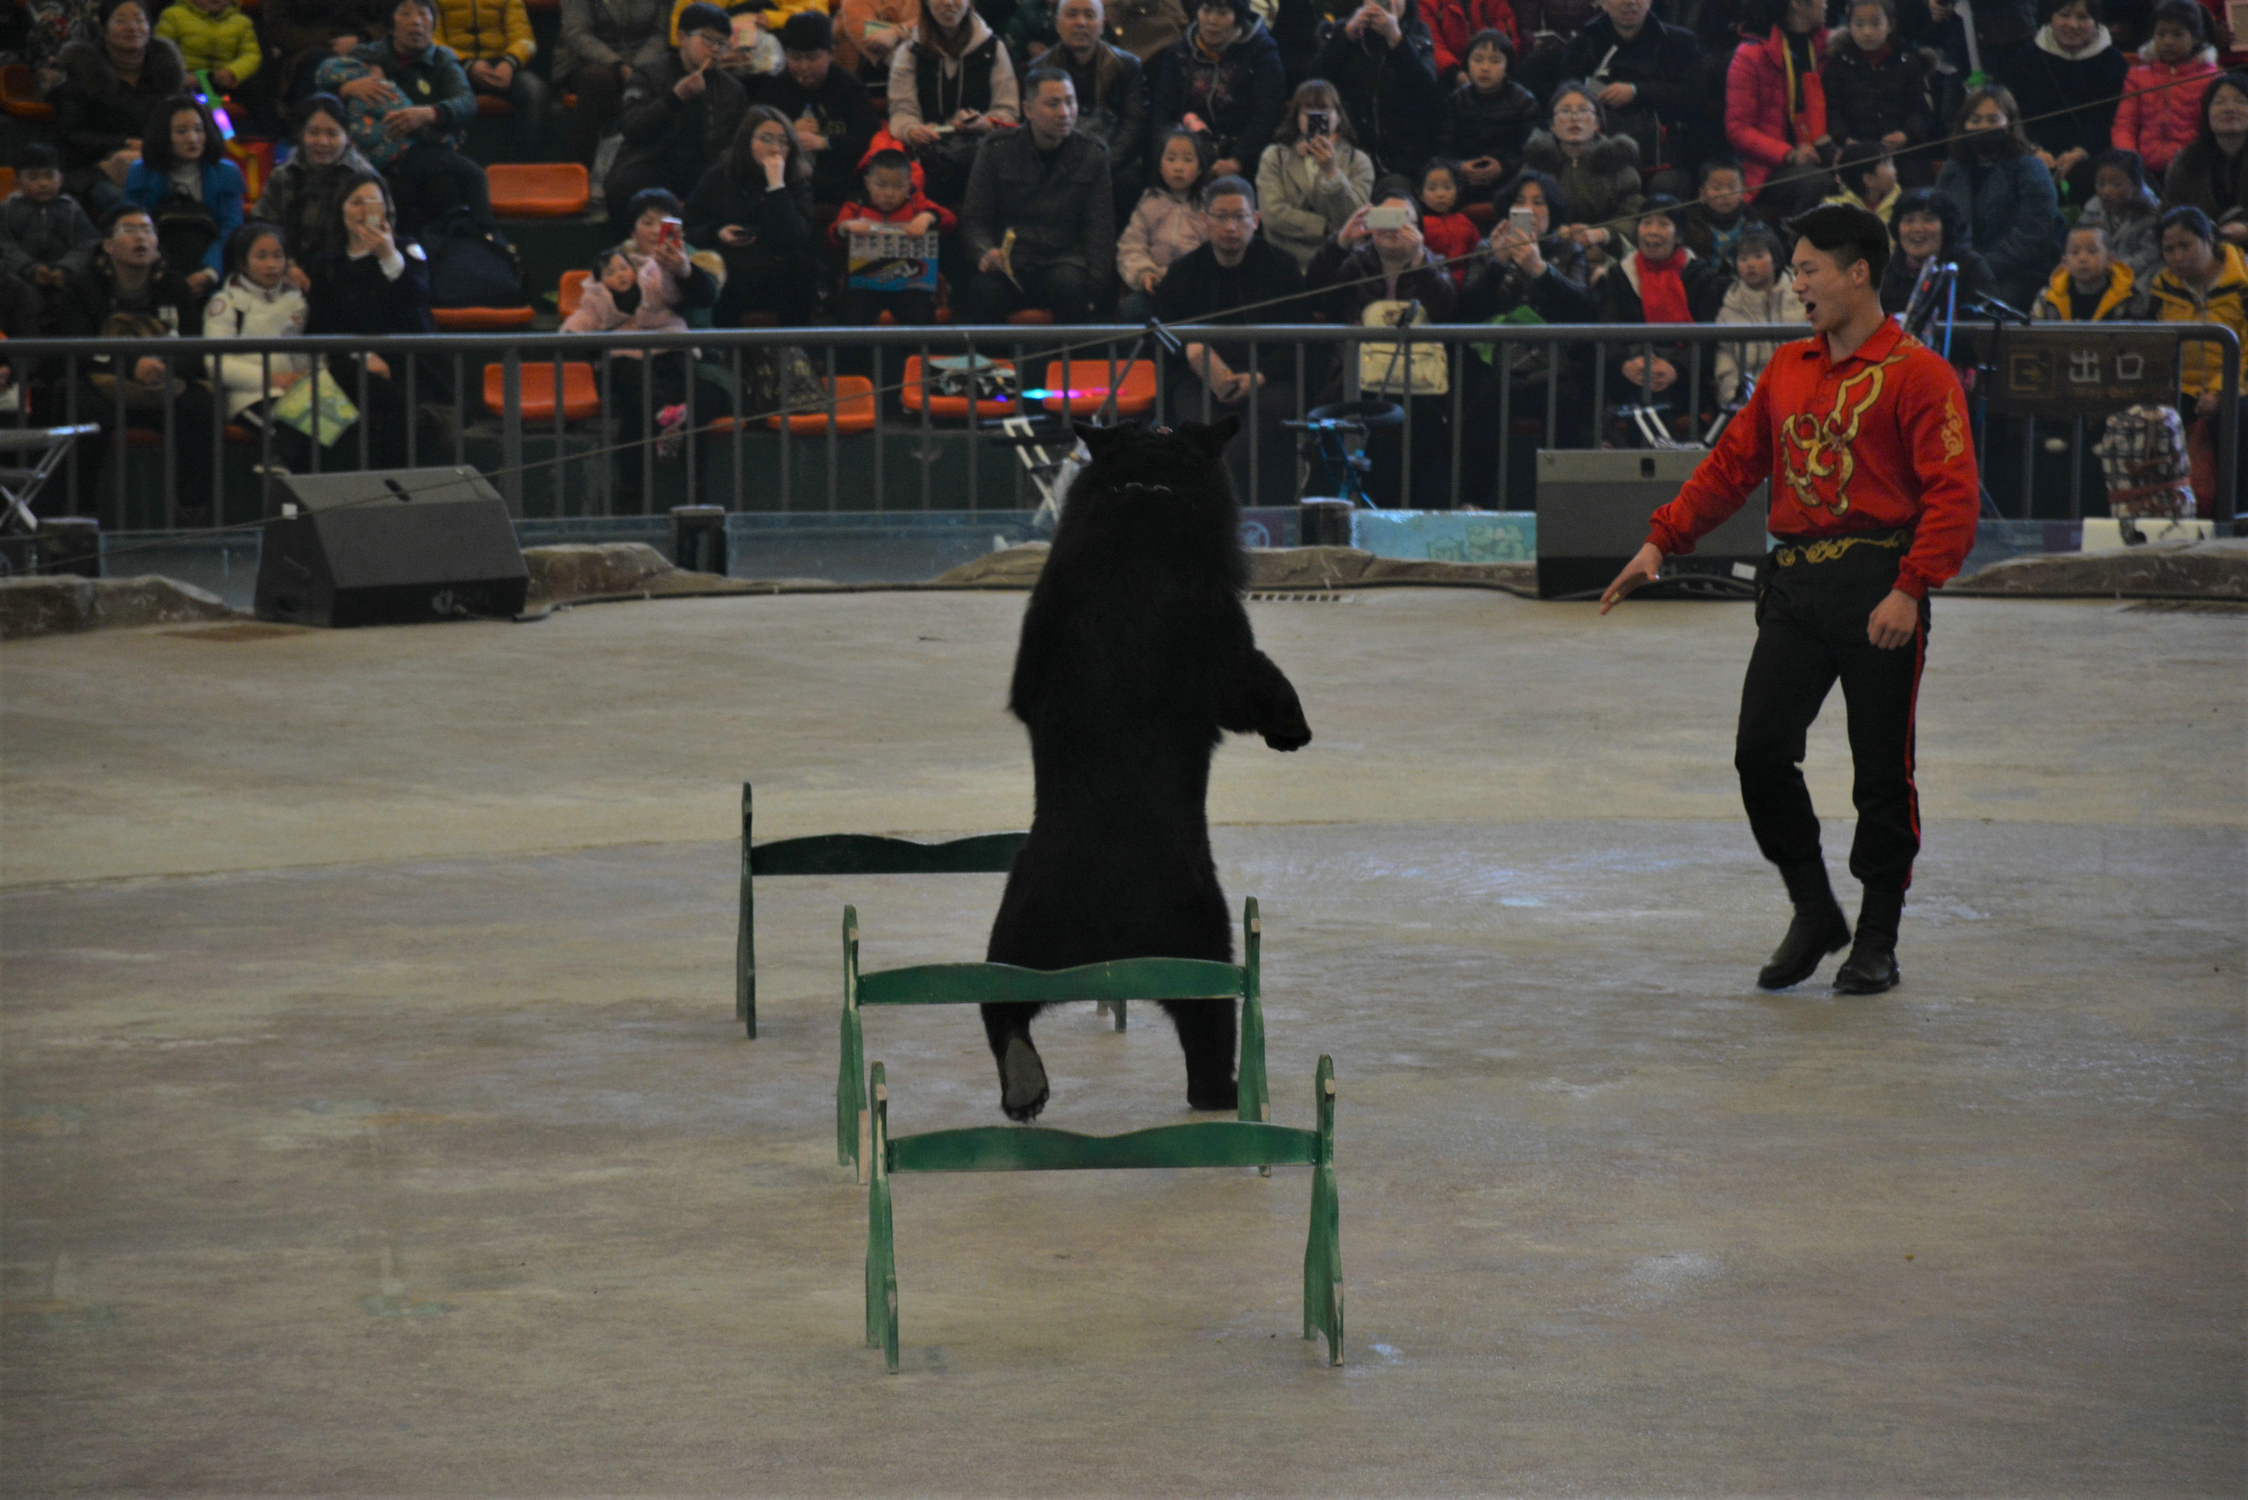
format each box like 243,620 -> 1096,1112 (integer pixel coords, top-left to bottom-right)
734,782 -> 1029,1038
836,899 -> 1274,1179
863,1054 -> 1343,1372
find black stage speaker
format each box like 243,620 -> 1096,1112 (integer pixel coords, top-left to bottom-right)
1536,449 -> 1769,601
254,466 -> 528,627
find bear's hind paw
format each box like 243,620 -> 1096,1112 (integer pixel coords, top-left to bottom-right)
999,1034 -> 1051,1122
1186,1076 -> 1239,1112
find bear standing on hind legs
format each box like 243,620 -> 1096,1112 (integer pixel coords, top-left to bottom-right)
983,416 -> 1313,1123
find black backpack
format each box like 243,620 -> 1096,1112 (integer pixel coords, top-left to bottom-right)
420,212 -> 525,308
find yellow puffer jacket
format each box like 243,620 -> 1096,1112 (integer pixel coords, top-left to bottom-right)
667,0 -> 829,47
155,1 -> 262,81
436,0 -> 536,66
2145,240 -> 2248,398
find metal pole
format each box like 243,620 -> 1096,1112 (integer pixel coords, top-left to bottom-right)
501,347 -> 524,515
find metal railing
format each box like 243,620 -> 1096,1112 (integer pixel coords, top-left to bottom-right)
2,321 -> 2235,527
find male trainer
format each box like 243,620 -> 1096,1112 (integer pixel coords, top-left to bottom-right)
1599,204 -> 1980,995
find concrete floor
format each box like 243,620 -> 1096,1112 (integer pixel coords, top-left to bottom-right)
1,589 -> 2242,1497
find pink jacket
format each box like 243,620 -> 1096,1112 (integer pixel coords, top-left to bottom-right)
2112,46 -> 2218,177
1726,27 -> 1829,195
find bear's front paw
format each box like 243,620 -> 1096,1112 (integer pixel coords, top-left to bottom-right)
1186,1074 -> 1239,1112
1262,716 -> 1312,753
998,1034 -> 1050,1122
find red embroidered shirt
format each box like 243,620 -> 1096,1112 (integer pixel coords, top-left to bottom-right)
1647,319 -> 1980,599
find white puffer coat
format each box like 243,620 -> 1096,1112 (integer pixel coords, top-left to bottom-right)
203,275 -> 312,418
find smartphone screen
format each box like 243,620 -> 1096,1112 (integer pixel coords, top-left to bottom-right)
660,216 -> 684,250
1509,206 -> 1537,237
1367,206 -> 1409,231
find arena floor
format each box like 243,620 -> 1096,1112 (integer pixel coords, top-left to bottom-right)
2,587 -> 2242,1498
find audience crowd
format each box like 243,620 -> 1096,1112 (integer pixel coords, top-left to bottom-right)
7,0 -> 2248,512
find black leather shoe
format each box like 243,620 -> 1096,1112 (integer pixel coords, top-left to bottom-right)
1757,905 -> 1853,990
1833,937 -> 1901,995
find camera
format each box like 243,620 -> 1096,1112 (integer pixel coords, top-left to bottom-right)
1367,205 -> 1410,231
1304,110 -> 1332,137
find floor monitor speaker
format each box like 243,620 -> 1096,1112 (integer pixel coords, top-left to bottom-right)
255,467 -> 528,627
1536,448 -> 1769,600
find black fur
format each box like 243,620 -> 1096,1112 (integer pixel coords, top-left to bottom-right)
982,417 -> 1313,1122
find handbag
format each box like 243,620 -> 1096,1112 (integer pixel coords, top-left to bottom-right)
269,370 -> 362,446
1357,300 -> 1449,397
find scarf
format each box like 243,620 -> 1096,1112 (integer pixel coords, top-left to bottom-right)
1636,246 -> 1691,323
1763,27 -> 1827,146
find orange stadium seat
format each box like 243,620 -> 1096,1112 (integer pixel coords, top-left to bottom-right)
488,162 -> 589,218
1,65 -> 53,120
899,355 -> 1017,420
431,305 -> 537,330
1006,308 -> 1053,325
483,362 -> 601,423
1038,360 -> 1156,418
0,168 -> 14,198
475,93 -> 516,116
557,269 -> 590,318
766,376 -> 877,434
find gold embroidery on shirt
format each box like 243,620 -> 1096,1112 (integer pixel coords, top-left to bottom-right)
1776,347 -> 1914,519
1941,393 -> 1966,459
1773,532 -> 1908,567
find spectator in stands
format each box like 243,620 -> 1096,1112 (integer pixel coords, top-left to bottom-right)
1921,0 -> 2039,128
834,0 -> 918,83
257,93 -> 394,268
2000,0 -> 2128,204
1727,0 -> 1833,215
2146,204 -> 2248,424
1877,183 -> 1994,311
1822,140 -> 1901,224
2083,146 -> 2163,274
1149,0 -> 1285,184
1594,195 -> 1724,421
0,143 -> 102,306
608,4 -> 748,223
1038,0 -> 1149,214
1427,0 -> 1518,85
1117,126 -> 1208,318
1937,83 -> 2063,309
556,0 -> 676,164
2160,71 -> 2248,241
263,0 -> 388,103
2113,0 -> 2218,179
831,148 -> 953,323
321,0 -> 492,234
889,0 -> 1021,207
1441,28 -> 1539,205
1681,154 -> 1751,271
1108,0 -> 1189,63
436,0 -> 547,155
1522,82 -> 1641,265
1556,0 -> 1703,194
1310,0 -> 1442,177
155,0 -> 261,95
957,68 -> 1114,320
565,240 -> 711,502
203,221 -> 315,455
1255,79 -> 1374,269
1823,0 -> 1936,187
2033,218 -> 2150,316
303,171 -> 436,468
123,93 -> 246,294
1511,0 -> 1603,100
687,104 -> 818,323
1484,166 -> 1590,285
1150,174 -> 1305,504
52,203 -> 219,521
757,12 -> 882,214
1415,158 -> 1479,280
1712,221 -> 1805,402
0,269 -> 41,413
51,0 -> 189,207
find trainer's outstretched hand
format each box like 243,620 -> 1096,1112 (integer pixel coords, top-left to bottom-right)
1866,588 -> 1919,649
1598,543 -> 1665,613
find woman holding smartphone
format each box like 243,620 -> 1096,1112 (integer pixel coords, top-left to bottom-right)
302,172 -> 439,471
1255,80 -> 1376,269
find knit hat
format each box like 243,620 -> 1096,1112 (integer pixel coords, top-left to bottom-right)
779,10 -> 834,52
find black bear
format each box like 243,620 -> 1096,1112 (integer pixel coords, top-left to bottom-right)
982,416 -> 1313,1122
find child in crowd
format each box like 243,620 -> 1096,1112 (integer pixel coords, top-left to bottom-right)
156,0 -> 262,91
2033,220 -> 2148,318
567,246 -> 700,457
1823,139 -> 1901,221
1681,156 -> 1750,276
2112,0 -> 2218,179
829,148 -> 955,326
1117,129 -> 1209,321
2078,147 -> 2163,279
203,221 -> 311,434
0,143 -> 99,301
315,54 -> 414,171
1441,29 -> 1539,206
1823,0 -> 1936,185
1714,222 -> 1806,403
1416,158 -> 1481,283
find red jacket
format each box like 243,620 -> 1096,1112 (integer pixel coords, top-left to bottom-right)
1426,0 -> 1518,77
827,191 -> 958,250
1420,211 -> 1482,282
1646,320 -> 1979,599
2111,47 -> 2218,177
1726,26 -> 1829,196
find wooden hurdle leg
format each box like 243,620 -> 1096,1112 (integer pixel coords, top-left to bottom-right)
838,906 -> 866,1172
865,1063 -> 900,1371
737,783 -> 756,1038
1301,1057 -> 1342,1365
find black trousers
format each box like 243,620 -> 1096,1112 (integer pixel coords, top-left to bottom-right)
957,263 -> 1095,324
1734,534 -> 1929,892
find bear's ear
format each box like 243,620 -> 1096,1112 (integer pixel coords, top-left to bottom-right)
1072,420 -> 1130,456
1194,413 -> 1243,456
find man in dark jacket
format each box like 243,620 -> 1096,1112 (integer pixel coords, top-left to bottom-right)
52,205 -> 217,522
608,3 -> 750,222
1149,0 -> 1286,180
1309,0 -> 1443,177
960,68 -> 1116,320
1153,173 -> 1306,503
1043,0 -> 1149,213
326,0 -> 491,232
1556,0 -> 1704,192
755,11 -> 882,213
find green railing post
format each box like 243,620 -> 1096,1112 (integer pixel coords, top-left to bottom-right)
837,905 -> 864,1171
1303,1055 -> 1342,1366
866,1061 -> 899,1371
1239,897 -> 1270,1128
736,783 -> 755,1036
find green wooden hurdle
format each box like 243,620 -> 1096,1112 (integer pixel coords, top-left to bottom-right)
836,899 -> 1275,1180
863,1054 -> 1343,1372
735,782 -> 1029,1038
